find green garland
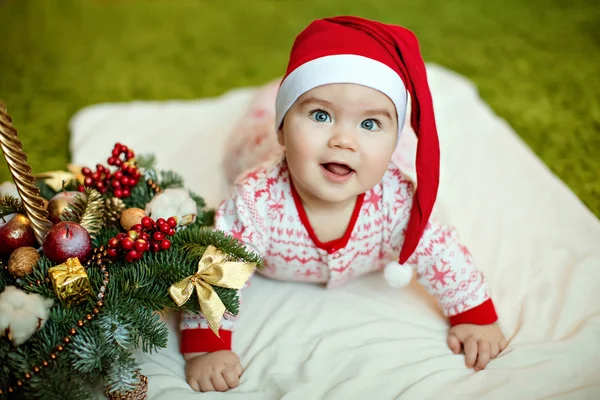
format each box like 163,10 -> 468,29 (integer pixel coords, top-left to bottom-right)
0,152 -> 262,399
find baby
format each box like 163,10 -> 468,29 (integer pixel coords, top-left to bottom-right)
181,16 -> 507,392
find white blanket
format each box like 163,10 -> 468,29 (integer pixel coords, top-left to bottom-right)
70,64 -> 600,400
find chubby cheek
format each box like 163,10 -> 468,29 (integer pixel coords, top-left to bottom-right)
359,145 -> 395,186
280,137 -> 312,184
283,121 -> 322,165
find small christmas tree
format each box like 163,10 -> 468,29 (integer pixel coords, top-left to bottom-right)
0,103 -> 262,399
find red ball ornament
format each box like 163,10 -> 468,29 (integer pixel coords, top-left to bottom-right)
42,222 -> 92,263
0,213 -> 37,257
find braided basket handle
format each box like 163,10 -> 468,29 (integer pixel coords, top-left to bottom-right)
0,101 -> 52,245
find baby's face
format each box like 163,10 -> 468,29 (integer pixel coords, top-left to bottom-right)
278,83 -> 398,205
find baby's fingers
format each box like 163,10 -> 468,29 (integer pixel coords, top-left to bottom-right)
475,340 -> 490,371
223,365 -> 241,389
187,378 -> 201,392
198,376 -> 215,392
464,336 -> 478,368
447,334 -> 462,354
210,372 -> 230,392
490,341 -> 500,359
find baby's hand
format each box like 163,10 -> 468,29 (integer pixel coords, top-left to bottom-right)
184,350 -> 243,392
447,323 -> 508,371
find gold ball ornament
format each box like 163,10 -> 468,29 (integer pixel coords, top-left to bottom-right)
7,246 -> 40,277
46,191 -> 79,224
120,207 -> 145,231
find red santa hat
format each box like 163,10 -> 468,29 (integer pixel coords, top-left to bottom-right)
275,16 -> 440,281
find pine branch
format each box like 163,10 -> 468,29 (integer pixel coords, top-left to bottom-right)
103,349 -> 140,395
48,306 -> 87,330
0,344 -> 11,391
143,165 -> 158,183
188,190 -> 206,211
97,310 -> 133,350
172,224 -> 263,269
122,178 -> 155,209
60,188 -> 105,241
0,195 -> 25,215
70,326 -> 109,375
0,259 -> 12,293
106,256 -> 176,311
188,190 -> 215,227
196,208 -> 215,227
20,256 -> 59,300
92,225 -> 120,248
135,153 -> 156,171
213,286 -> 240,316
5,346 -> 31,376
30,319 -> 61,355
127,307 -> 168,353
26,357 -> 95,400
159,170 -> 184,189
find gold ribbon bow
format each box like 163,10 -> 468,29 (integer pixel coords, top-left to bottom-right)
168,245 -> 256,336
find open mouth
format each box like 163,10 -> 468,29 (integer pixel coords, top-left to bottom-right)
321,162 -> 354,176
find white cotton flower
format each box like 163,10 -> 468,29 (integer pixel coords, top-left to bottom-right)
0,286 -> 54,346
144,188 -> 197,226
0,181 -> 20,200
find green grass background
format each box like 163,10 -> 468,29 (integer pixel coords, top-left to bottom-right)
1,0 -> 599,216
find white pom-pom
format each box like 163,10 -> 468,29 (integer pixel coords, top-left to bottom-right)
383,261 -> 413,288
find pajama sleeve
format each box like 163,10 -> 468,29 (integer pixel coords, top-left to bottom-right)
179,186 -> 266,354
389,172 -> 498,326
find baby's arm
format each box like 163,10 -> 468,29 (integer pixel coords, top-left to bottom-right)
406,218 -> 507,370
181,187 -> 265,392
388,172 -> 506,369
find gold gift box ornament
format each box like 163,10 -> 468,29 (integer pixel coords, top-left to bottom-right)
48,257 -> 93,306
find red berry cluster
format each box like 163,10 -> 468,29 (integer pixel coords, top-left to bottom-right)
79,143 -> 141,198
106,216 -> 177,262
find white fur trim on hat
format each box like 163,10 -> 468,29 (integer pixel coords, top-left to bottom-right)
383,261 -> 413,288
275,54 -> 408,133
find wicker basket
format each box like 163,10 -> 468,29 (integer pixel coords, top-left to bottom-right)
106,374 -> 149,400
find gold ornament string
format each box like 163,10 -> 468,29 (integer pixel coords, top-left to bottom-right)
168,245 -> 256,336
0,102 -> 52,245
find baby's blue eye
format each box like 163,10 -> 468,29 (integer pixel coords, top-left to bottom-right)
310,110 -> 331,123
361,119 -> 380,131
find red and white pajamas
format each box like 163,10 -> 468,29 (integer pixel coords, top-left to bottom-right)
180,157 -> 497,353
